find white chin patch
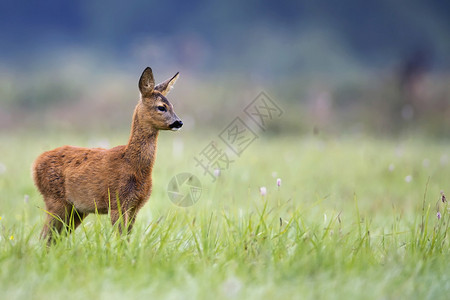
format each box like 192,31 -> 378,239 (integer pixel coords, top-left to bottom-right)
171,127 -> 180,131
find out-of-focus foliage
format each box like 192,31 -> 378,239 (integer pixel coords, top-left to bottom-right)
0,0 -> 449,136
1,0 -> 449,72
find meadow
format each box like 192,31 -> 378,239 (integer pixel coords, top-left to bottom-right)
0,129 -> 449,299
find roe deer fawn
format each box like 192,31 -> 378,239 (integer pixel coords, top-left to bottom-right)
33,67 -> 182,244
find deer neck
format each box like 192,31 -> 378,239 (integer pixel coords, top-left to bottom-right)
125,109 -> 159,177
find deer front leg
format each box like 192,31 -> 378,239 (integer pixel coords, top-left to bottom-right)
110,204 -> 140,235
110,209 -> 125,234
109,209 -> 131,235
124,206 -> 140,234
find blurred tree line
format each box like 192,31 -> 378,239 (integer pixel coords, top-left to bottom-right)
0,0 -> 449,136
1,0 -> 449,72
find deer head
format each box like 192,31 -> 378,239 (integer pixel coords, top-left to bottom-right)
137,67 -> 183,131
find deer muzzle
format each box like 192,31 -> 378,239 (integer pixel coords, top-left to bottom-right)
169,120 -> 183,131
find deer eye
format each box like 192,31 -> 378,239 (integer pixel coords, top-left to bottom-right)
157,106 -> 166,112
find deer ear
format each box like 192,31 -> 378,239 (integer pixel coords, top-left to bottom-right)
155,72 -> 179,96
138,67 -> 155,96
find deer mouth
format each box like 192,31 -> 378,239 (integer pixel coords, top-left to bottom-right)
169,120 -> 183,131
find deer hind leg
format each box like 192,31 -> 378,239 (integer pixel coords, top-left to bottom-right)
41,199 -> 86,245
41,199 -> 67,245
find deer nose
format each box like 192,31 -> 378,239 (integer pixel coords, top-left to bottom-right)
170,120 -> 183,130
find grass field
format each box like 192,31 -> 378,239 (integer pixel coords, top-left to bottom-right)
0,130 -> 449,299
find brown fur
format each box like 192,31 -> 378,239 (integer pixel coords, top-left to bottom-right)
32,67 -> 182,244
